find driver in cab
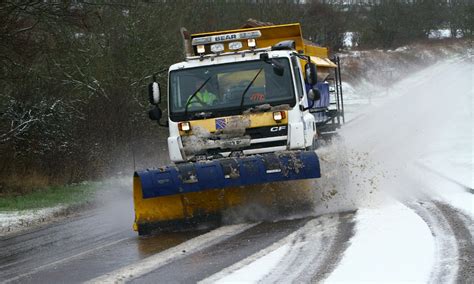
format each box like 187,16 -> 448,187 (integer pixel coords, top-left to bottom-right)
187,76 -> 218,108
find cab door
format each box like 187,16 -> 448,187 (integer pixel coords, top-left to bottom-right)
291,56 -> 316,149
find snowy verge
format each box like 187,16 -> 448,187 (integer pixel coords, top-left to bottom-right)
326,200 -> 435,283
325,55 -> 472,282
0,176 -> 132,237
0,204 -> 78,236
411,162 -> 473,217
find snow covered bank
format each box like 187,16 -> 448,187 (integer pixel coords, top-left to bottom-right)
339,40 -> 471,122
0,206 -> 66,235
0,176 -> 132,236
327,201 -> 435,283
325,52 -> 472,281
342,30 -> 463,49
340,55 -> 473,206
428,29 -> 464,39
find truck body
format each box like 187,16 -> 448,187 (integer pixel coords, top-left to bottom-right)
133,23 -> 344,234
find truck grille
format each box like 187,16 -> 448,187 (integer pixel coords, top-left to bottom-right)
206,139 -> 287,155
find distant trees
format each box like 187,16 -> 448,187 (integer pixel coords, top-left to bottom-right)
0,0 -> 470,192
447,0 -> 473,38
343,0 -> 472,48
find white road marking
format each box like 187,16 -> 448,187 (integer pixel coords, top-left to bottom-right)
86,223 -> 256,284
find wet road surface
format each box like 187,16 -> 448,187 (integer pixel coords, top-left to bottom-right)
1,193 -> 471,283
1,193 -> 356,284
0,196 -> 207,283
131,218 -> 310,283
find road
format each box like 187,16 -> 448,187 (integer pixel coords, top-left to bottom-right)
1,56 -> 472,283
0,187 -> 352,283
1,195 -> 471,283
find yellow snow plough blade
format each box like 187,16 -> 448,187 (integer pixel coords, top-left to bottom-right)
133,175 -> 244,234
133,151 -> 321,234
133,173 -> 317,235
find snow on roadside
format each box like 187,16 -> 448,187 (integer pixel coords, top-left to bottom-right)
325,52 -> 472,281
340,54 -> 472,202
343,30 -> 462,49
0,176 -> 133,236
326,201 -> 435,283
410,163 -> 473,217
429,29 -> 463,39
0,206 -> 66,236
343,32 -> 355,48
339,40 -> 470,114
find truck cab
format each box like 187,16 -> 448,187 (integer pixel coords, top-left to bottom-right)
148,24 -> 341,163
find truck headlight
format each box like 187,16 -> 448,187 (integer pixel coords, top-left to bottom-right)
197,45 -> 205,54
210,43 -> 224,53
178,121 -> 191,132
248,38 -> 256,48
228,41 -> 243,50
273,111 -> 286,122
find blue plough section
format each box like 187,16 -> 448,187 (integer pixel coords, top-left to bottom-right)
135,151 -> 321,199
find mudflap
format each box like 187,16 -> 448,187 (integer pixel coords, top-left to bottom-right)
133,151 -> 320,234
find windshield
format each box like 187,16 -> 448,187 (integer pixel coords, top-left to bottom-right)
169,58 -> 295,121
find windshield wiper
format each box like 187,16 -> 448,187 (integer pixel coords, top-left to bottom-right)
238,68 -> 263,114
184,75 -> 212,118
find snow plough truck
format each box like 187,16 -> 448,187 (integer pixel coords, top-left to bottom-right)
134,23 -> 345,235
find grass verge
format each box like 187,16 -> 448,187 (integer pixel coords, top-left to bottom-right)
0,183 -> 98,212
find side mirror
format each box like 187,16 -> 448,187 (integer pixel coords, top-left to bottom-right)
305,62 -> 317,86
148,81 -> 161,105
148,106 -> 162,121
308,87 -> 321,102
